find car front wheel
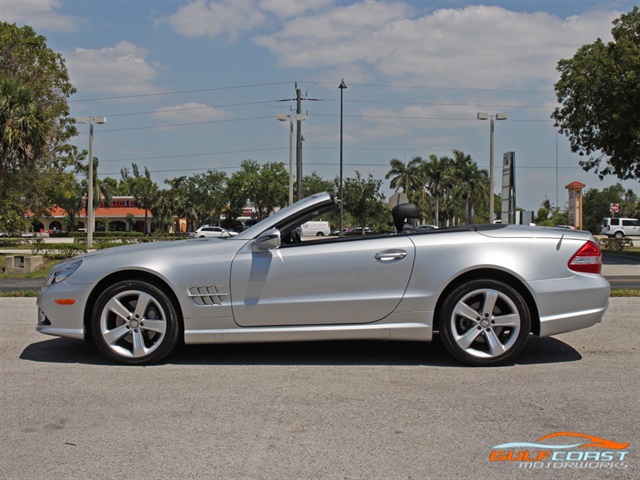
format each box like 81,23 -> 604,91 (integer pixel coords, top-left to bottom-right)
91,280 -> 180,365
439,279 -> 531,366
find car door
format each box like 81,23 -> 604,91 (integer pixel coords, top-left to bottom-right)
625,219 -> 640,236
229,236 -> 415,327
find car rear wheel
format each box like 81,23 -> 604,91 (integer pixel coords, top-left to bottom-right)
439,279 -> 531,366
91,280 -> 180,365
614,231 -> 624,239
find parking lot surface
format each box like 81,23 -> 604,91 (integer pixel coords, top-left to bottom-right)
1,298 -> 638,479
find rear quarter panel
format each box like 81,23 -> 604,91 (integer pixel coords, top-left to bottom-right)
396,228 -> 607,325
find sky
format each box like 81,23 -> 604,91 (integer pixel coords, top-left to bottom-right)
2,0 -> 639,213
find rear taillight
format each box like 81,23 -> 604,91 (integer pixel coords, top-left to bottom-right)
568,240 -> 602,274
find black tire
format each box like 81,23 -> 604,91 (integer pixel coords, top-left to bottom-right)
439,278 -> 531,366
614,231 -> 624,239
91,280 -> 181,365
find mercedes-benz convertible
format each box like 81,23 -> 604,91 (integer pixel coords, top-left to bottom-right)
37,192 -> 609,366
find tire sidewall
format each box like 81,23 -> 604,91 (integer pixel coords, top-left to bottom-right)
439,278 -> 531,366
91,280 -> 180,365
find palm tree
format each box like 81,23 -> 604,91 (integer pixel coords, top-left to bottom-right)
385,157 -> 423,195
450,150 -> 488,224
421,154 -> 453,227
0,77 -> 47,200
75,157 -> 115,212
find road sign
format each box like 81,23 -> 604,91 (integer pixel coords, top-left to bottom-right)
388,192 -> 409,210
610,203 -> 619,213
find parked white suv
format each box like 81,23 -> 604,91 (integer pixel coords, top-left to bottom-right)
192,226 -> 238,238
600,217 -> 640,238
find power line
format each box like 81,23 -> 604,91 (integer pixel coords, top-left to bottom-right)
69,81 -> 293,103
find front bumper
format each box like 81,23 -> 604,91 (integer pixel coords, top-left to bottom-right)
36,282 -> 92,341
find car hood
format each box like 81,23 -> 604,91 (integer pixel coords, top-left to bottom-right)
79,237 -> 243,258
62,237 -> 249,285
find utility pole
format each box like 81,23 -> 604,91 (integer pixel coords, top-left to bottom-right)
277,83 -> 321,202
296,87 -> 303,200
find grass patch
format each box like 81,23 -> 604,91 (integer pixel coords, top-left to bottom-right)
610,289 -> 640,297
0,291 -> 39,297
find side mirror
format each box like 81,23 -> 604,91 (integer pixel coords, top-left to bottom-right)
255,228 -> 281,251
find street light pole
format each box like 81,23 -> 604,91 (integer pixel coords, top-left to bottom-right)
477,112 -> 507,222
76,116 -> 107,247
339,79 -> 347,237
277,113 -> 306,205
277,114 -> 294,205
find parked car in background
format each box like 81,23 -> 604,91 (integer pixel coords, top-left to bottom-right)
37,192 -> 609,367
301,221 -> 330,238
345,227 -> 372,235
192,226 -> 238,238
600,218 -> 640,238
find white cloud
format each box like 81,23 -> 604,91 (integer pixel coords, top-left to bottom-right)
151,102 -> 232,123
255,0 -> 413,66
167,0 -> 269,40
65,42 -> 162,95
255,3 -> 620,89
0,0 -> 81,32
259,0 -> 332,19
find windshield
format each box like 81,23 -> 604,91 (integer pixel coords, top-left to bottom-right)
235,192 -> 336,240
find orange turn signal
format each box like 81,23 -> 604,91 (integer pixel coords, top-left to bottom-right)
54,299 -> 76,305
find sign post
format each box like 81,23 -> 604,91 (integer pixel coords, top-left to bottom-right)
565,181 -> 586,230
610,203 -> 619,217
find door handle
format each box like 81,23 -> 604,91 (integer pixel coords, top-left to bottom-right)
375,250 -> 407,261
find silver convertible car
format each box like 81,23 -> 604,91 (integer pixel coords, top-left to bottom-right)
37,192 -> 609,366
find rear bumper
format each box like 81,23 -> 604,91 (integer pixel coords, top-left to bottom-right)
530,274 -> 610,337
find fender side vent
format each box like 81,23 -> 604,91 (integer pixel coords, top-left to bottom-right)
188,286 -> 228,306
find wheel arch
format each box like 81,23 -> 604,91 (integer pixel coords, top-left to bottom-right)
434,268 -> 541,336
83,270 -> 184,342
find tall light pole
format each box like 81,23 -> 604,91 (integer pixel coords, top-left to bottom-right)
277,113 -> 306,205
477,112 -> 507,222
339,79 -> 347,237
76,116 -> 107,247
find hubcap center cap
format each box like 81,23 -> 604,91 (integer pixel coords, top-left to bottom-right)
480,318 -> 491,328
129,319 -> 140,329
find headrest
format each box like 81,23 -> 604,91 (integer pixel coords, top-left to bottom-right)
391,203 -> 420,232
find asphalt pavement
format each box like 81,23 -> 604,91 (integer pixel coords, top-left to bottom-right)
1,297 -> 638,479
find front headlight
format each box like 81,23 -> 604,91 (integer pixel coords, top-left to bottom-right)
45,259 -> 82,286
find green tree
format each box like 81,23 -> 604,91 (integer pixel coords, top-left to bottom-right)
582,183 -> 637,234
0,23 -> 78,220
50,171 -> 83,229
421,154 -> 453,227
164,176 -> 193,231
552,7 -> 640,180
385,157 -> 423,196
302,172 -> 335,198
184,169 -> 228,227
226,160 -> 288,220
450,150 -> 488,224
342,171 -> 388,231
150,190 -> 173,234
121,164 -> 159,235
0,77 -> 47,199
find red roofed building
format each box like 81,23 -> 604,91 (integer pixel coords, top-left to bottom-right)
31,196 -> 185,234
